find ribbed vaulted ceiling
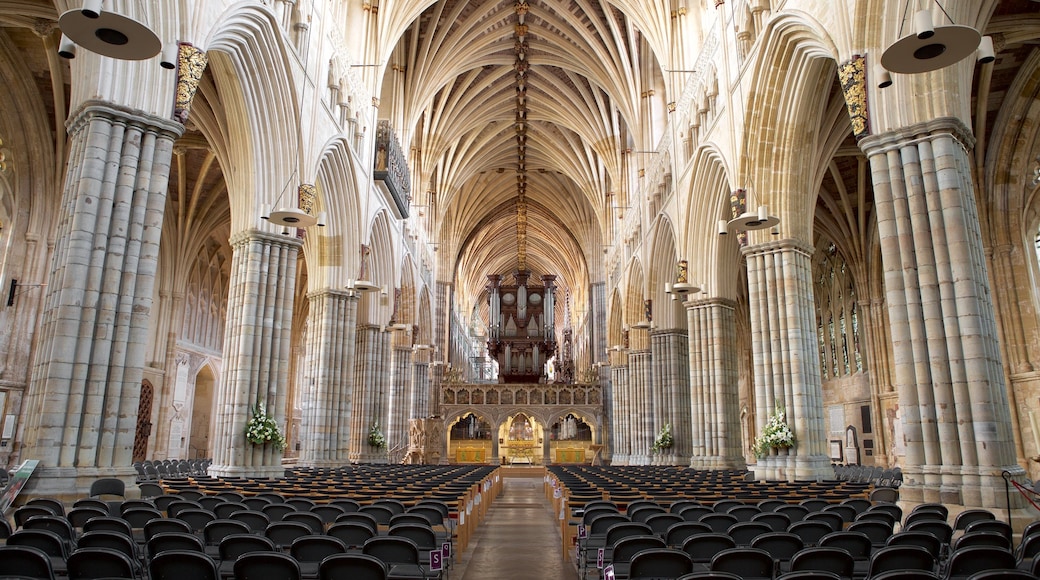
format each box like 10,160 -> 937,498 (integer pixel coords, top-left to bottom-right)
388,0 -> 660,325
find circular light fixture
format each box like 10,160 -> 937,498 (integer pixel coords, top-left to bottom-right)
631,320 -> 650,330
670,282 -> 700,295
354,280 -> 379,293
58,9 -> 161,61
729,210 -> 779,231
881,25 -> 981,74
267,207 -> 318,228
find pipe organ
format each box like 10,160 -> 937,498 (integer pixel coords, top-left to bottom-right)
487,270 -> 557,383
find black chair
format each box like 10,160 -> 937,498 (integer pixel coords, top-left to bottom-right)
904,520 -> 953,547
776,505 -> 811,524
146,531 -> 206,559
26,498 -> 66,517
138,483 -> 164,498
242,497 -> 271,511
387,523 -> 440,567
363,536 -> 437,579
788,546 -> 853,578
68,507 -> 110,529
1015,532 -> 1040,569
628,547 -> 694,579
953,510 -> 995,531
952,531 -> 1012,552
283,512 -> 325,534
88,478 -> 126,500
310,504 -> 346,526
328,521 -> 377,551
869,571 -> 938,580
232,551 -> 301,580
775,572 -> 841,580
212,501 -> 249,519
847,519 -> 892,548
318,553 -> 388,580
821,504 -> 856,525
216,533 -> 276,578
680,505 -> 715,522
964,572 -> 1039,580
65,546 -> 136,580
21,516 -> 77,550
359,505 -> 395,526
818,530 -> 871,576
82,516 -> 134,539
666,522 -> 714,548
264,521 -> 313,550
866,545 -> 935,578
710,547 -> 775,580
677,573 -> 745,580
290,535 -> 347,579
787,521 -> 833,547
728,521 -> 773,546
336,512 -> 380,533
261,503 -> 296,523
728,505 -> 763,523
229,510 -> 271,533
629,504 -> 667,523
944,546 -> 1016,579
74,531 -> 139,572
176,508 -> 218,533
149,549 -> 218,580
329,499 -> 361,513
14,506 -> 57,528
751,531 -> 805,575
964,520 -> 1013,542
608,535 -> 667,579
804,511 -> 844,532
701,513 -> 740,534
144,518 -> 192,542
7,529 -> 69,575
645,513 -> 685,536
0,544 -> 56,580
753,512 -> 793,532
682,533 -> 737,571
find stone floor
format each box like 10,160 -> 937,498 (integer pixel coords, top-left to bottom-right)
454,472 -> 579,579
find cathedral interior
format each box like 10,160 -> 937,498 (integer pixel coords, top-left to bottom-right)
0,0 -> 1039,511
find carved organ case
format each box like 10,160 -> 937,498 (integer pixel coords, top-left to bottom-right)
487,270 -> 557,383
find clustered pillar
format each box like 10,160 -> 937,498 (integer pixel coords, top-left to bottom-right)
686,298 -> 745,470
744,239 -> 830,481
209,230 -> 301,478
20,102 -> 182,494
298,289 -> 357,467
862,119 -> 1024,507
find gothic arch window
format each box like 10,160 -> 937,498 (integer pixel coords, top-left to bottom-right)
814,242 -> 864,379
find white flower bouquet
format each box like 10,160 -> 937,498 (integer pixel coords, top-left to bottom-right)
368,423 -> 386,449
651,423 -> 674,453
245,403 -> 287,450
754,405 -> 795,457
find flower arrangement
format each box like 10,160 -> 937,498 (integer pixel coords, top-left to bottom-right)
755,405 -> 795,457
651,423 -> 674,453
368,423 -> 386,449
245,403 -> 286,450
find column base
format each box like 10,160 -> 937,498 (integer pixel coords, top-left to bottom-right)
207,463 -> 286,479
695,455 -> 748,470
21,466 -> 139,501
295,458 -> 348,468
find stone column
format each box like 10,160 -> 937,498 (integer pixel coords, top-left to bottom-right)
350,326 -> 391,463
209,230 -> 301,478
387,342 -> 413,453
20,102 -> 182,495
686,298 -> 746,470
410,349 -> 431,420
628,349 -> 653,465
650,329 -> 690,465
744,239 -> 830,481
297,289 -> 357,467
610,363 -> 630,464
861,119 -> 1024,507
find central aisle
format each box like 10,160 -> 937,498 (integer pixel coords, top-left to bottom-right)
457,471 -> 579,579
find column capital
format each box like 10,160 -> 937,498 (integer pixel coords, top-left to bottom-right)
67,99 -> 185,140
229,228 -> 305,250
740,237 -> 813,259
684,297 -> 737,311
859,116 -> 974,158
306,287 -> 359,302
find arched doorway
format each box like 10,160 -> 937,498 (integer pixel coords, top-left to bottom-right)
500,413 -> 543,465
549,413 -> 594,463
447,412 -> 492,463
189,365 -> 216,459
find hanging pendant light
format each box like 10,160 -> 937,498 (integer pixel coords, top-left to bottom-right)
58,1 -> 161,61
